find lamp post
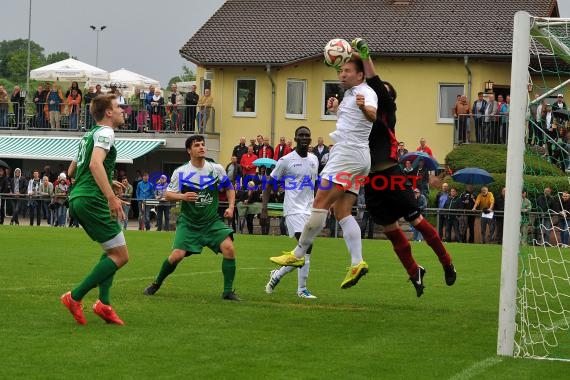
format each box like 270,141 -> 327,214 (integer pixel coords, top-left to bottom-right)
89,25 -> 107,67
26,0 -> 32,94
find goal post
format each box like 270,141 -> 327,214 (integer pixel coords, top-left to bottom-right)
498,12 -> 570,361
498,10 -> 532,357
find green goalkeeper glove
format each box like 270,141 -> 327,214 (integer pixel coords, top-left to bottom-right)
351,38 -> 370,60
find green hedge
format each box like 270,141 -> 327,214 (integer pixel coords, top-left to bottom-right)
445,144 -> 562,176
441,144 -> 570,204
444,173 -> 570,196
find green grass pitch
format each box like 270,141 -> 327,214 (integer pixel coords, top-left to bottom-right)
1,227 -> 569,379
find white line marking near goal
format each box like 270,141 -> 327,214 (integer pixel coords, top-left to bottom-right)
448,357 -> 503,380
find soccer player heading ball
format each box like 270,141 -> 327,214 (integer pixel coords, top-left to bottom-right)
271,54 -> 378,289
352,38 -> 456,297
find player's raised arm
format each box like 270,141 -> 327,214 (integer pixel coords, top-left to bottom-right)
356,94 -> 376,122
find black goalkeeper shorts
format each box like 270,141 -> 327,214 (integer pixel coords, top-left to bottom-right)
364,165 -> 421,226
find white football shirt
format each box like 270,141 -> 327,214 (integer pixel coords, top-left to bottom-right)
330,82 -> 378,145
168,160 -> 228,193
270,150 -> 318,216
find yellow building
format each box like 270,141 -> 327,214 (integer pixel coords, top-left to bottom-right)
180,0 -> 559,165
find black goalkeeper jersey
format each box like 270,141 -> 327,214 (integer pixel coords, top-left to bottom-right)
366,75 -> 398,170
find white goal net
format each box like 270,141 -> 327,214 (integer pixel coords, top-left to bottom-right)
499,12 -> 570,361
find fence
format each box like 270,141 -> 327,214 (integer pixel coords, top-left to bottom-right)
455,113 -> 509,145
0,103 -> 216,134
1,192 -> 559,245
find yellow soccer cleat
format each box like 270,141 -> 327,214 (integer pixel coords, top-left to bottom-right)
340,261 -> 369,289
270,251 -> 305,267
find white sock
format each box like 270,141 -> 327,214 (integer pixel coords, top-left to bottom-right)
297,254 -> 311,292
275,265 -> 295,280
294,209 -> 328,258
339,215 -> 363,265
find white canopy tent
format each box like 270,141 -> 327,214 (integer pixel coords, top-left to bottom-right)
87,68 -> 161,98
109,68 -> 161,89
30,58 -> 110,82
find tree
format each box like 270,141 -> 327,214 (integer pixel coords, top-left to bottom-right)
0,39 -> 73,88
5,50 -> 43,84
0,39 -> 44,80
45,51 -> 70,65
168,65 -> 196,86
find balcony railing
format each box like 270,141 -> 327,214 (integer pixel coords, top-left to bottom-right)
0,103 -> 216,134
455,112 -> 510,145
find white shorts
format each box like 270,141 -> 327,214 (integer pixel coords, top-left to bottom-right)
319,143 -> 371,195
285,213 -> 310,238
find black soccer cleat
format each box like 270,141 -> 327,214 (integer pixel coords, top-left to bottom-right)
222,290 -> 242,302
143,283 -> 161,296
410,266 -> 426,298
444,264 -> 457,286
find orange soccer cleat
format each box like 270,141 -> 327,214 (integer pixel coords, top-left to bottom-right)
92,300 -> 125,325
60,291 -> 87,325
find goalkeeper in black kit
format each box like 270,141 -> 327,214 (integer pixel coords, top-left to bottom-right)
351,38 -> 456,297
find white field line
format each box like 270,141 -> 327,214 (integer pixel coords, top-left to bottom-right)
448,357 -> 503,380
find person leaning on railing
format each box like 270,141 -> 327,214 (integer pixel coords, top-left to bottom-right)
47,84 -> 64,130
66,89 -> 82,131
83,86 -> 97,130
0,85 -> 8,127
33,85 -> 46,129
10,86 -> 26,130
197,88 -> 213,133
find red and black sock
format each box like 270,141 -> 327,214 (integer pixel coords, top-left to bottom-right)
414,219 -> 452,267
385,229 -> 418,278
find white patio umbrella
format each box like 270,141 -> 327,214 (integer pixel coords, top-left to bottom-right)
108,68 -> 161,89
30,58 -> 110,82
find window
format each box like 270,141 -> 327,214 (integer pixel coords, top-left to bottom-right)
234,78 -> 256,117
322,81 -> 344,120
285,79 -> 306,119
439,84 -> 464,123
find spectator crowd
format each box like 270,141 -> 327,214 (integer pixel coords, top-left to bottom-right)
0,82 -> 214,133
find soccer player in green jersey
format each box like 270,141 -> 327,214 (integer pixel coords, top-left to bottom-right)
143,135 -> 240,301
60,94 -> 129,325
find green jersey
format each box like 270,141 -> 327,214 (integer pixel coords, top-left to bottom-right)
167,160 -> 229,228
69,125 -> 116,201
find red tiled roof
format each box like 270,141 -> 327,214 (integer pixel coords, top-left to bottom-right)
180,0 -> 556,66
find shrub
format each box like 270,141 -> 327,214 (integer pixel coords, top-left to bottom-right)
445,144 -> 562,177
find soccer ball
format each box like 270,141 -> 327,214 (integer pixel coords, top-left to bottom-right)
323,38 -> 353,67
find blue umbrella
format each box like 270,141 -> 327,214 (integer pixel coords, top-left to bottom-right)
399,151 -> 439,171
253,158 -> 278,168
452,167 -> 494,185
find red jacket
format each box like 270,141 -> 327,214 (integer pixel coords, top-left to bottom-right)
416,145 -> 434,157
273,144 -> 292,160
240,153 -> 258,176
258,144 -> 274,159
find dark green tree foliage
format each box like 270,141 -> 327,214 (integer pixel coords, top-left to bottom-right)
46,51 -> 70,65
0,39 -> 71,86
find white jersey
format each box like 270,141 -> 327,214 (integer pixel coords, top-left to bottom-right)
270,150 -> 318,217
167,160 -> 227,193
330,82 -> 377,146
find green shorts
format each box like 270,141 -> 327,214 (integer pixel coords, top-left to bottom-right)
69,196 -> 122,244
173,218 -> 233,255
